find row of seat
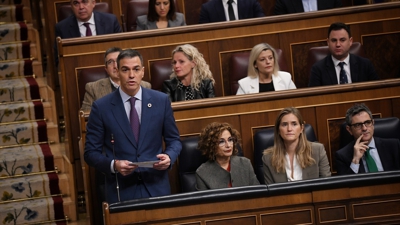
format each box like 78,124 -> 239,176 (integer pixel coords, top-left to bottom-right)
178,117 -> 400,192
77,42 -> 364,101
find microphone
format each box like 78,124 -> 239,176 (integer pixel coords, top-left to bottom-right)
111,133 -> 121,202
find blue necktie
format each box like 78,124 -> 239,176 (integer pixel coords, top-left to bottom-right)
129,97 -> 140,144
338,62 -> 348,84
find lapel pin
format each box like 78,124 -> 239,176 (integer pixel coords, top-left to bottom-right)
148,103 -> 152,108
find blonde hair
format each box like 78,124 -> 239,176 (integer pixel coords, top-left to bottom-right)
263,107 -> 315,173
170,44 -> 215,91
247,43 -> 280,79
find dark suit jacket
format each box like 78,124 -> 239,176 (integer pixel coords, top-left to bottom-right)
54,11 -> 122,65
136,12 -> 186,30
199,0 -> 265,24
309,54 -> 379,87
335,137 -> 400,175
262,142 -> 331,184
84,88 -> 182,203
196,156 -> 260,190
274,0 -> 342,15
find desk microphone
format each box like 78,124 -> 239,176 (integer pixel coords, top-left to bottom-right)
111,133 -> 121,202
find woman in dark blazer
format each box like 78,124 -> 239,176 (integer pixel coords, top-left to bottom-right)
162,44 -> 215,102
262,107 -> 331,184
136,0 -> 186,30
196,122 -> 259,190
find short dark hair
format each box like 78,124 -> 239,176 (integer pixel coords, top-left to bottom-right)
345,103 -> 373,125
147,0 -> 176,22
104,47 -> 122,65
117,49 -> 143,69
328,22 -> 351,38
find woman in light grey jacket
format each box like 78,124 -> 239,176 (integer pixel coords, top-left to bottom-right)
196,122 -> 259,190
136,0 -> 186,30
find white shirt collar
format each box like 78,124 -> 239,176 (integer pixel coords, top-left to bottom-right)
331,53 -> 350,67
77,12 -> 95,25
119,86 -> 142,103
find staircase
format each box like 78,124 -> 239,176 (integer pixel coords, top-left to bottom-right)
0,1 -> 76,224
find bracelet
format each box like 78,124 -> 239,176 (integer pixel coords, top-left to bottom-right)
114,160 -> 119,173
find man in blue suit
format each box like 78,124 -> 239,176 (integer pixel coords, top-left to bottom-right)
54,0 -> 122,65
309,22 -> 378,87
84,49 -> 182,204
199,0 -> 265,24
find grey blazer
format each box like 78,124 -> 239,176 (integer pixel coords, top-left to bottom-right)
196,156 -> 260,190
80,78 -> 152,112
262,142 -> 331,184
136,13 -> 186,30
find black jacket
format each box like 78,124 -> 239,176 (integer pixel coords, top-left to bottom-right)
162,78 -> 215,102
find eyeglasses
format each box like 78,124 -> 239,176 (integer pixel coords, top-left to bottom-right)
349,120 -> 373,130
106,59 -> 117,66
218,137 -> 234,147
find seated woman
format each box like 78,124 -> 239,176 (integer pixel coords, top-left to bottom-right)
162,44 -> 215,102
196,122 -> 260,190
236,43 -> 296,95
136,0 -> 186,30
262,107 -> 331,184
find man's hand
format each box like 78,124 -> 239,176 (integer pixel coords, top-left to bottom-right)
352,134 -> 368,164
153,154 -> 171,170
115,160 -> 138,176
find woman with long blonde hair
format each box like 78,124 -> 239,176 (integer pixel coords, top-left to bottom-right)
162,44 -> 215,102
262,107 -> 331,184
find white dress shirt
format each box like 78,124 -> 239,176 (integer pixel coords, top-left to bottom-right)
285,154 -> 303,181
332,54 -> 352,84
78,12 -> 97,36
222,0 -> 239,21
302,0 -> 318,12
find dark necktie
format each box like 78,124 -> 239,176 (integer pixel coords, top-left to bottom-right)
83,22 -> 92,36
365,147 -> 378,172
338,62 -> 348,84
227,0 -> 236,21
129,97 -> 140,144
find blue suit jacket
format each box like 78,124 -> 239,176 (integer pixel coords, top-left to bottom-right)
309,54 -> 379,87
84,88 -> 182,203
335,137 -> 400,175
55,11 -> 121,38
199,0 -> 265,24
54,11 -> 121,66
274,0 -> 342,15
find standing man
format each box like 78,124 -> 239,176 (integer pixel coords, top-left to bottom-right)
308,22 -> 379,87
84,49 -> 182,203
199,0 -> 265,24
274,0 -> 342,15
80,47 -> 151,112
335,103 -> 400,175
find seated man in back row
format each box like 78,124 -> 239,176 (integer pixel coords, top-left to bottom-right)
308,22 -> 379,87
199,0 -> 265,24
274,0 -> 342,15
335,103 -> 400,175
81,47 -> 151,112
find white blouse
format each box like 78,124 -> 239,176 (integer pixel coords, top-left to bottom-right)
285,153 -> 302,181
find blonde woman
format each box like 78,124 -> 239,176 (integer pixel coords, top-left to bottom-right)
162,44 -> 215,102
262,107 -> 331,184
236,43 -> 296,95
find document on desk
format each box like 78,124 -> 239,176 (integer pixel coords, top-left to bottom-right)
129,161 -> 159,168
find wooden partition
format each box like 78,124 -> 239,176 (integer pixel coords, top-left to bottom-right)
102,171 -> 400,225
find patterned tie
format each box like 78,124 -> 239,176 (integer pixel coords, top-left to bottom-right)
83,22 -> 92,36
365,147 -> 378,172
129,97 -> 140,144
338,62 -> 348,84
227,0 -> 236,21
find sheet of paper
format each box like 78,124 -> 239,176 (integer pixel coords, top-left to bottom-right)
129,161 -> 159,168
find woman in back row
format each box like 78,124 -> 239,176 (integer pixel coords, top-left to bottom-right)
136,0 -> 186,30
162,44 -> 215,102
237,43 -> 296,94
